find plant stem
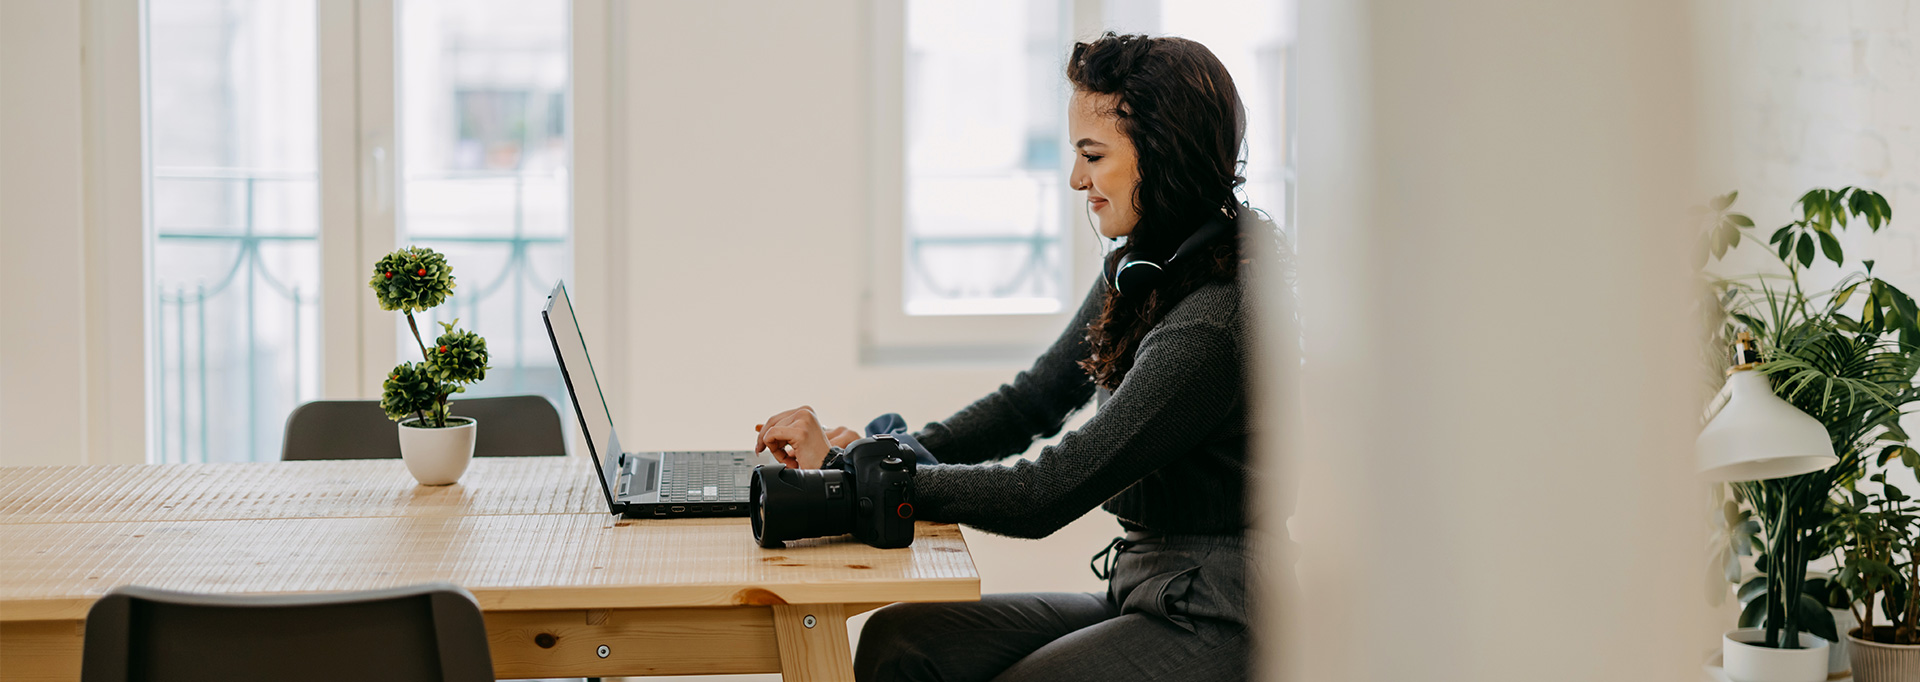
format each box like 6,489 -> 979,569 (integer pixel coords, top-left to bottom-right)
406,312 -> 430,360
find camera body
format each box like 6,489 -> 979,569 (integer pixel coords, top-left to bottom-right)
749,434 -> 919,549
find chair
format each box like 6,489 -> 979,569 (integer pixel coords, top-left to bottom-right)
282,395 -> 566,461
80,582 -> 493,682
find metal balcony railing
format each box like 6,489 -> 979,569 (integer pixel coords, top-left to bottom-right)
152,169 -> 565,463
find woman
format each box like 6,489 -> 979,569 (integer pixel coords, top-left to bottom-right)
755,32 -> 1265,682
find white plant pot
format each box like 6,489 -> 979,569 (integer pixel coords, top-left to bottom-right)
1827,607 -> 1855,677
1848,627 -> 1920,682
1723,628 -> 1830,682
397,417 -> 476,486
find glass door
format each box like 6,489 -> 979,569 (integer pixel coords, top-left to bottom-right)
147,0 -> 321,462
396,0 -> 572,416
142,0 -> 575,463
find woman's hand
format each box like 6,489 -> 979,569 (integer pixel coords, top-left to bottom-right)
825,425 -> 861,449
754,405 -> 836,470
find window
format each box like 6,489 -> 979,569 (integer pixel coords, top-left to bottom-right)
147,0 -> 320,462
141,0 -> 580,463
903,0 -> 1073,317
397,0 -> 571,413
869,0 -> 1294,355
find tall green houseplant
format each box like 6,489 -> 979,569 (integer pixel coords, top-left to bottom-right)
1706,187 -> 1920,650
369,246 -> 491,427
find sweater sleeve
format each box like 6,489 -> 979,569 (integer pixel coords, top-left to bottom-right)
911,277 -> 1106,465
911,320 -> 1241,538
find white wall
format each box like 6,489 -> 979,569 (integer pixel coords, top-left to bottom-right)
0,0 -> 90,467
1700,0 -> 1920,497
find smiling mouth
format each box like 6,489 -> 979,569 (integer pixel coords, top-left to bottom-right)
1090,198 -> 1109,210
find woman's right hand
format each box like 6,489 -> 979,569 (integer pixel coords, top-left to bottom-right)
754,406 -> 856,470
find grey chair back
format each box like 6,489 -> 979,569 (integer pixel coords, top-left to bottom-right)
80,582 -> 493,682
282,395 -> 565,460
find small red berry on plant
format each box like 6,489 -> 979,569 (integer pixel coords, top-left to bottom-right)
439,345 -> 448,353
384,271 -> 393,279
416,268 -> 426,276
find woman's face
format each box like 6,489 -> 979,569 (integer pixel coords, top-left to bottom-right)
1068,90 -> 1140,239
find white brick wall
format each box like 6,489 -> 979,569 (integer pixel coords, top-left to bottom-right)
1703,0 -> 1920,521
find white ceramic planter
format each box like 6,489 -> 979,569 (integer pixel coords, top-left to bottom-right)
1828,607 -> 1856,678
1723,628 -> 1829,682
397,417 -> 477,486
1847,627 -> 1920,682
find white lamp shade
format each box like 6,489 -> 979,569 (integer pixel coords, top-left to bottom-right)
1696,369 -> 1837,482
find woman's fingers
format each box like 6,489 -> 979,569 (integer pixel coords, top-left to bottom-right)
825,426 -> 860,448
754,407 -> 833,468
755,406 -> 810,453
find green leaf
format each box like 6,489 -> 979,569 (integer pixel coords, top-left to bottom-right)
1778,232 -> 1797,261
1738,576 -> 1769,604
1738,594 -> 1767,628
1818,230 -> 1844,265
1712,191 -> 1737,211
1797,233 -> 1816,268
1833,282 -> 1862,308
1728,213 -> 1754,227
1732,312 -> 1768,333
1798,595 -> 1839,643
1733,519 -> 1760,556
1801,189 -> 1824,222
1771,225 -> 1794,245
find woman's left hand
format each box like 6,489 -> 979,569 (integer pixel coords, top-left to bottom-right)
754,405 -> 833,470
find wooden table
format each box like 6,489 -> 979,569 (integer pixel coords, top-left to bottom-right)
0,457 -> 980,680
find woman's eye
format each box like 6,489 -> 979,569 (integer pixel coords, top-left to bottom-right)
1081,154 -> 1103,163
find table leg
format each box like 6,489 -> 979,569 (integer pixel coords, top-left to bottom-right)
771,603 -> 854,682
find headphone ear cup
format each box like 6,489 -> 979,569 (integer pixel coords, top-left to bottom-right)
1112,260 -> 1163,298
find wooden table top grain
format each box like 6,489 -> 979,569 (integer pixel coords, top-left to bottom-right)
0,457 -> 980,622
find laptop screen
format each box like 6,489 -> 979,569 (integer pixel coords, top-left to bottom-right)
542,282 -> 624,511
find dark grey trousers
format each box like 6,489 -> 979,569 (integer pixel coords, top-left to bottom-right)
855,533 -> 1251,682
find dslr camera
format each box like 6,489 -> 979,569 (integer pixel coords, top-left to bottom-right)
749,434 -> 918,549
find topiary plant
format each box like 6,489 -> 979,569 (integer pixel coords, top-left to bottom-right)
369,246 -> 490,427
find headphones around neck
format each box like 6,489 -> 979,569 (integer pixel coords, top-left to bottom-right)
1104,211 -> 1236,298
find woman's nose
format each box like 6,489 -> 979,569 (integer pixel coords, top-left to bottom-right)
1069,161 -> 1089,192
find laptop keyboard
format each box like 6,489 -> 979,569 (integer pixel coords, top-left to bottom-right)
659,452 -> 751,503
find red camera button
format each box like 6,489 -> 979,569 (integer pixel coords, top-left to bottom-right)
896,502 -> 914,519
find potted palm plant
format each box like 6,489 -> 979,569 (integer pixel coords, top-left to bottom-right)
1704,187 -> 1920,681
369,246 -> 491,485
1832,473 -> 1920,681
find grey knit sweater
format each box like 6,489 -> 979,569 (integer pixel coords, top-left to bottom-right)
912,275 -> 1251,539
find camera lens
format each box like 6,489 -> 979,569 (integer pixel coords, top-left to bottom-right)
748,463 -> 854,548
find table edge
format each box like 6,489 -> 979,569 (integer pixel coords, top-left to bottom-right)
0,577 -> 983,622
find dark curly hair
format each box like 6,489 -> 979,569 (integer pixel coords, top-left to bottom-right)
1069,32 -> 1251,389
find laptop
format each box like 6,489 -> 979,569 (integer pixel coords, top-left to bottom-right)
542,281 -> 760,518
